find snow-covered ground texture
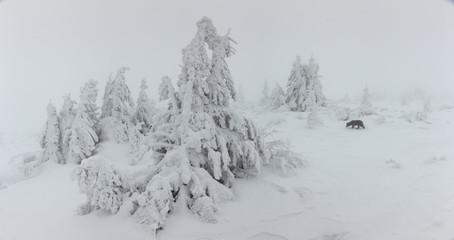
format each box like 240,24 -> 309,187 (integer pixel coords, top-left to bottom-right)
1,99 -> 454,240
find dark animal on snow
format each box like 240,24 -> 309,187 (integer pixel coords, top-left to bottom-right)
346,120 -> 365,129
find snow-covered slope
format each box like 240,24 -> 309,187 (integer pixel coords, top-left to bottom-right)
1,101 -> 453,240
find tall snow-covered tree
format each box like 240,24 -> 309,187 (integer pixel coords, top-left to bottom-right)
285,55 -> 306,111
98,67 -> 136,143
361,85 -> 372,109
100,75 -> 113,119
260,81 -> 272,108
59,94 -> 77,160
132,79 -> 157,135
67,80 -> 99,164
359,85 -> 373,116
39,101 -> 63,164
423,98 -> 432,113
270,82 -> 286,110
285,55 -> 326,112
80,17 -> 267,232
303,56 -> 326,107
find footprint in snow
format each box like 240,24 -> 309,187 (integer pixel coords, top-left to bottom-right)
294,187 -> 313,201
386,159 -> 401,169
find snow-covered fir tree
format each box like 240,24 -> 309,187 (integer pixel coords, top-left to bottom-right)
129,17 -> 267,232
360,85 -> 373,115
132,79 -> 157,135
306,106 -> 324,128
67,80 -> 99,164
100,75 -> 113,119
270,82 -> 286,110
98,67 -> 137,143
260,81 -> 270,106
285,55 -> 306,111
39,101 -> 63,164
73,156 -> 135,215
423,98 -> 432,113
361,85 -> 372,109
59,94 -> 77,160
303,56 -> 326,107
285,55 -> 326,112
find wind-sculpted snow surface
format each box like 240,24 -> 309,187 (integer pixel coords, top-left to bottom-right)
2,98 -> 454,240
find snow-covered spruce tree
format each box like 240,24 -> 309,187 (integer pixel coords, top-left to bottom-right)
303,56 -> 326,107
132,79 -> 157,135
266,139 -> 304,175
39,101 -> 63,164
66,80 -> 99,164
423,98 -> 432,113
260,80 -> 271,106
285,55 -> 326,112
100,75 -> 113,119
130,17 -> 268,231
306,106 -> 324,128
270,82 -> 286,110
285,55 -> 306,111
73,156 -> 135,215
98,67 -> 136,143
359,85 -> 373,116
361,86 -> 372,109
59,94 -> 77,160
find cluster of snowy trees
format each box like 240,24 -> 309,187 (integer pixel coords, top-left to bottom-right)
35,17 -> 305,235
261,55 -> 326,113
32,17 -> 302,235
39,71 -> 157,165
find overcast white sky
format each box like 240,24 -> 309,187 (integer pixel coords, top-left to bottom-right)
1,0 -> 453,137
